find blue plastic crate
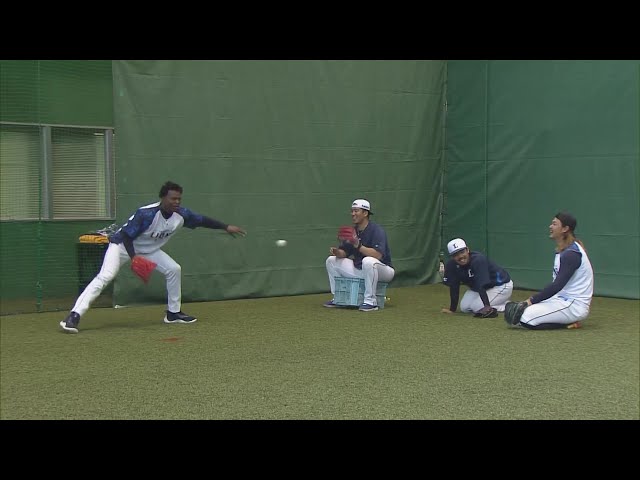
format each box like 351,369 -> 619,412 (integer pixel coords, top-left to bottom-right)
334,277 -> 388,308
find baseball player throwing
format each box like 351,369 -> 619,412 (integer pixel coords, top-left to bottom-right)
60,181 -> 246,333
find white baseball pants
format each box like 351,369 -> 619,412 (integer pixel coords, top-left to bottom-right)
520,295 -> 590,327
325,256 -> 395,306
459,280 -> 514,313
72,243 -> 182,316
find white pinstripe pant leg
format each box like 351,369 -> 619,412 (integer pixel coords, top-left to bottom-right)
361,257 -> 395,306
459,281 -> 514,313
72,243 -> 129,316
325,256 -> 363,296
520,295 -> 589,327
143,249 -> 181,313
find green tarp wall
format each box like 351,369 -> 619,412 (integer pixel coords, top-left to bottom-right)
112,61 -> 446,305
445,60 -> 639,299
2,60 -> 638,314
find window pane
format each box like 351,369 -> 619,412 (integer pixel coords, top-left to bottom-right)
0,124 -> 41,220
51,127 -> 109,219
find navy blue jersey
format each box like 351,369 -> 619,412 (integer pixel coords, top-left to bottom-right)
340,221 -> 392,269
443,251 -> 510,291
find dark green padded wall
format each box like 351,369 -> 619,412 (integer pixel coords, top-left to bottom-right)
112,61 -> 446,305
445,60 -> 639,299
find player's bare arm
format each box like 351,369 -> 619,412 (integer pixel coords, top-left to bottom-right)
199,216 -> 246,237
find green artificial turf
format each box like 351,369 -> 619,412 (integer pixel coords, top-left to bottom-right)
1,284 -> 638,419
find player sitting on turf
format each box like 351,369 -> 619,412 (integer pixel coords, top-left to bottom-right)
504,211 -> 593,330
441,238 -> 513,318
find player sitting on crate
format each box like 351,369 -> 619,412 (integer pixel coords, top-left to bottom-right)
324,199 -> 395,312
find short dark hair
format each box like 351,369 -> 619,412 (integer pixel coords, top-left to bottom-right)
159,181 -> 183,198
555,211 -> 577,232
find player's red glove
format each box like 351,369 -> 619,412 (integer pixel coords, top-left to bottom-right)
337,225 -> 360,248
131,255 -> 157,284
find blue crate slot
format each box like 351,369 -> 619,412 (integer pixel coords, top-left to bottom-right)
334,277 -> 388,308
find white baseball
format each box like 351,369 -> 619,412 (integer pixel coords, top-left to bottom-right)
275,239 -> 288,247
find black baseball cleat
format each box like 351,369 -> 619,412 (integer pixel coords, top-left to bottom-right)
60,311 -> 80,333
358,303 -> 379,312
164,311 -> 197,324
